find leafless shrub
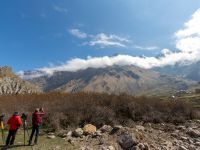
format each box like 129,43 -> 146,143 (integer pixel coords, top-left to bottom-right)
0,92 -> 198,130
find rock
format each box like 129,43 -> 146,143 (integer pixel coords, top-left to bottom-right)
47,135 -> 56,139
186,128 -> 200,138
180,136 -> 188,141
53,146 -> 61,150
83,124 -> 97,135
110,125 -> 124,135
177,125 -> 186,130
98,138 -> 106,145
92,130 -> 102,138
138,143 -> 145,149
56,130 -> 68,138
107,146 -> 115,150
135,125 -> 145,132
117,132 -> 138,149
67,131 -> 73,137
150,144 -> 156,149
195,141 -> 200,146
188,145 -> 196,150
171,133 -> 178,138
48,132 -> 55,135
143,143 -> 149,150
80,146 -> 93,150
179,146 -> 188,150
138,143 -> 149,150
100,125 -> 113,133
67,138 -> 75,145
73,128 -> 84,138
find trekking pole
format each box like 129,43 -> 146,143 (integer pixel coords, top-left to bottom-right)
0,114 -> 5,145
21,113 -> 34,150
24,120 -> 30,137
21,113 -> 28,146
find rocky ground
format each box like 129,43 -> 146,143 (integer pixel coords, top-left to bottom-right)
0,120 -> 200,150
54,120 -> 200,150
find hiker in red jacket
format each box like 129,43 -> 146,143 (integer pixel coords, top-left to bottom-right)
6,112 -> 22,146
29,108 -> 45,145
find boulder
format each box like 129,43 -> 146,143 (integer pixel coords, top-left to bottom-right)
117,132 -> 138,149
100,125 -> 113,133
73,128 -> 84,137
83,124 -> 97,135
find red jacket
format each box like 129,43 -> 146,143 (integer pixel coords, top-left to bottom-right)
7,115 -> 22,130
32,112 -> 45,126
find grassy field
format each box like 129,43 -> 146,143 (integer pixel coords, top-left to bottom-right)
0,129 -> 78,150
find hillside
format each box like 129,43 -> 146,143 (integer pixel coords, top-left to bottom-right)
0,66 -> 41,95
154,61 -> 200,82
27,65 -> 197,96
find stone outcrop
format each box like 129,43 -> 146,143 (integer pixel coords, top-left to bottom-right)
0,66 -> 41,95
0,66 -> 16,78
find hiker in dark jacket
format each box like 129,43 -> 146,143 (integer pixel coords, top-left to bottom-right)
6,112 -> 22,146
29,108 -> 45,145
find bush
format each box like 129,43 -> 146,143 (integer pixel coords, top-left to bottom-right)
0,92 -> 199,130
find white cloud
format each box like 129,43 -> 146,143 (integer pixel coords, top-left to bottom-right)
69,29 -> 88,39
19,8 -> 200,79
88,33 -> 129,48
175,9 -> 200,39
69,29 -> 130,48
175,8 -> 200,54
53,5 -> 68,14
134,45 -> 159,51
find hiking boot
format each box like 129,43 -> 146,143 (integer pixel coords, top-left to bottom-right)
28,141 -> 33,146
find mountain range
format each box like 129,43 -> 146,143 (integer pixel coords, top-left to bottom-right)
1,63 -> 199,96
25,65 -> 197,96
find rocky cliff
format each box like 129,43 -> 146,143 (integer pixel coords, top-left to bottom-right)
0,66 -> 41,95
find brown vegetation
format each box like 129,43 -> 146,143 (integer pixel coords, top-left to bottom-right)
0,92 -> 199,131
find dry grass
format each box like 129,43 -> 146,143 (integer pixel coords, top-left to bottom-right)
0,92 -> 198,131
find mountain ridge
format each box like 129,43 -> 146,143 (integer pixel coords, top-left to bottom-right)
27,65 -> 197,96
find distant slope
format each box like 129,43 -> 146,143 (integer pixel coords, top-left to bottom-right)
154,61 -> 200,82
28,65 -> 196,96
0,66 -> 41,95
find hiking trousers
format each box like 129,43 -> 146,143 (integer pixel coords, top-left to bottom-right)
6,129 -> 18,145
29,125 -> 40,144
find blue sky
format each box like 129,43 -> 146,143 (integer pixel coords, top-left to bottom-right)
1,0 -> 200,72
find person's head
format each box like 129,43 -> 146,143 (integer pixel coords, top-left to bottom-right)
13,112 -> 19,116
35,108 -> 39,112
39,107 -> 44,112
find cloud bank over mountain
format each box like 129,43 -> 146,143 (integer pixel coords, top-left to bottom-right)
19,9 -> 200,78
